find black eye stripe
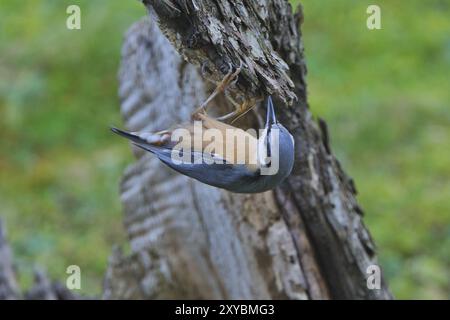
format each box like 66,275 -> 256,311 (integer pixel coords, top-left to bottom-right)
266,128 -> 271,158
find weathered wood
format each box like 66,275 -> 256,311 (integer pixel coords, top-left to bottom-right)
145,0 -> 298,106
105,0 -> 392,299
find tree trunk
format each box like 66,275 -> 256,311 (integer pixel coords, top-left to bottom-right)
103,0 -> 392,299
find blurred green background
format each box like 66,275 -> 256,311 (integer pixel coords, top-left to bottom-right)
0,0 -> 448,298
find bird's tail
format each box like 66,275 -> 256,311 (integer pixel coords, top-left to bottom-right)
110,127 -> 163,153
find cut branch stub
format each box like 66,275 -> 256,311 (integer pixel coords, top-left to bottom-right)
143,0 -> 298,105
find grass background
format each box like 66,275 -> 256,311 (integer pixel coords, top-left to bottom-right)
0,0 -> 448,298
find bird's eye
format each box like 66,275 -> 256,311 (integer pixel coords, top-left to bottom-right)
263,157 -> 272,167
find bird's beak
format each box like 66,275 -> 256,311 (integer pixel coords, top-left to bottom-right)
266,96 -> 277,127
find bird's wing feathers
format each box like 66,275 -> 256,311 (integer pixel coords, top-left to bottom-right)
112,113 -> 259,172
149,145 -> 257,191
111,127 -> 171,150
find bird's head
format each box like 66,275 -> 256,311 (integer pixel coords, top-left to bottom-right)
258,96 -> 295,177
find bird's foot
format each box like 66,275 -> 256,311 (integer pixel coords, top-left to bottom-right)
216,97 -> 257,123
192,61 -> 242,120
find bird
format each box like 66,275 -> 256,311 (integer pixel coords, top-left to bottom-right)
112,95 -> 294,193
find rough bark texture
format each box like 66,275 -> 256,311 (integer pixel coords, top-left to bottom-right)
104,0 -> 392,299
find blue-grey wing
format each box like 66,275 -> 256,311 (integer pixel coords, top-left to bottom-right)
132,142 -> 258,192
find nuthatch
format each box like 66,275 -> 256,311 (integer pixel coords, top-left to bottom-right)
112,96 -> 294,193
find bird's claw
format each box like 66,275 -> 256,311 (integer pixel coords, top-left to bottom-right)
192,60 -> 243,119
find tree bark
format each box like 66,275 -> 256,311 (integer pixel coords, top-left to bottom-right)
104,0 -> 392,299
